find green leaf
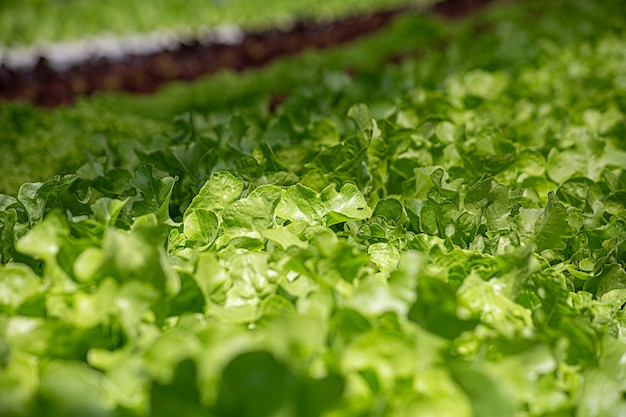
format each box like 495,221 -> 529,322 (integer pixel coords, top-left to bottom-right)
36,361 -> 111,417
451,364 -> 517,417
69,278 -> 117,329
464,178 -> 492,214
184,171 -> 243,219
320,183 -> 372,226
0,350 -> 39,416
577,370 -> 626,417
534,192 -> 575,252
215,351 -> 290,417
183,208 -> 218,247
151,359 -> 208,417
294,374 -> 344,417
0,209 -> 16,263
348,103 -> 374,142
192,252 -> 226,307
409,274 -> 479,339
130,164 -> 177,223
546,149 -> 587,184
463,69 -> 509,100
588,264 -> 626,298
169,140 -> 211,183
73,247 -> 105,282
0,263 -> 40,310
341,330 -> 415,392
102,226 -> 171,293
91,197 -> 128,227
372,198 -> 404,224
0,194 -> 18,211
275,183 -> 323,225
17,174 -> 77,224
229,114 -> 249,145
222,185 -> 282,232
15,210 -> 68,262
435,120 -> 458,144
262,228 -> 307,250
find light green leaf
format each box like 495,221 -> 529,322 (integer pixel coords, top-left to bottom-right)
15,210 -> 68,262
320,183 -> 372,226
368,242 -> 401,276
0,264 -> 40,310
463,69 -> 509,100
404,368 -> 472,417
92,197 -> 128,227
38,361 -> 111,417
275,183 -> 323,225
222,185 -> 282,232
183,208 -> 218,247
262,229 -> 308,250
0,351 -> 39,416
577,370 -> 626,417
546,149 -> 587,184
115,281 -> 159,337
184,171 -> 243,219
71,278 -> 117,329
192,252 -> 227,308
73,247 -> 105,283
435,120 -> 458,144
451,363 -> 518,417
457,272 -> 533,339
342,330 -> 415,392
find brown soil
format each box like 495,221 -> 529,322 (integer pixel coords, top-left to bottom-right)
0,0 -> 494,108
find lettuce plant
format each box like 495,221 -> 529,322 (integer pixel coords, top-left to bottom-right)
1,0 -> 626,415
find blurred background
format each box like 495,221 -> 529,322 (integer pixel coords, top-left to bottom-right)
0,0 -> 458,106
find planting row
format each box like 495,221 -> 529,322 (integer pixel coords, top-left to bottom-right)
0,0 -> 432,47
0,0 -> 625,415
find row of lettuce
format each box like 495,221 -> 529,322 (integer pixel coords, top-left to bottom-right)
0,8 -> 445,195
0,0 -> 431,47
2,0 -> 624,195
1,0 -> 626,415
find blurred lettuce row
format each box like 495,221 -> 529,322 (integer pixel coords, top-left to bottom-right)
0,7 -> 445,196
0,0 -> 434,47
0,160 -> 625,416
1,0 -> 624,194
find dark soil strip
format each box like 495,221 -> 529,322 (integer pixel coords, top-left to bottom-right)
0,0 -> 494,108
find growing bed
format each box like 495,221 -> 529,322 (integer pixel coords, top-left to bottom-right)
1,0 -> 625,416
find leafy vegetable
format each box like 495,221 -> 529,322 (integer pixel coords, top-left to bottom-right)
1,0 -> 626,415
